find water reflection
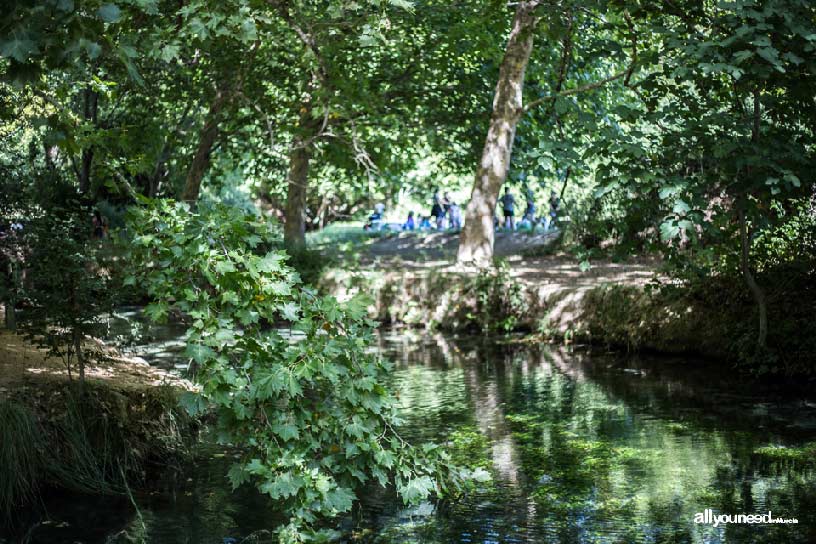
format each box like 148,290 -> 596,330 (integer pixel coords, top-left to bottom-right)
9,332 -> 816,544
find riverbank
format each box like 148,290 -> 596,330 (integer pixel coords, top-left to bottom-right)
320,254 -> 815,375
0,329 -> 198,525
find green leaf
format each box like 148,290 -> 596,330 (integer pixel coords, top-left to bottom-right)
0,33 -> 39,63
215,260 -> 236,274
185,343 -> 216,364
178,391 -> 207,417
160,44 -> 180,62
260,472 -> 302,499
399,475 -> 435,504
98,3 -> 122,23
272,422 -> 300,441
280,302 -> 300,321
323,487 -> 355,512
660,220 -> 680,241
227,463 -> 249,489
388,0 -> 414,10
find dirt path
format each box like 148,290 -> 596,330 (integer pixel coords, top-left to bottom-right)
346,229 -> 661,288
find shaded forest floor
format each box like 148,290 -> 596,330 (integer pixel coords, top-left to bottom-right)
0,325 -> 191,392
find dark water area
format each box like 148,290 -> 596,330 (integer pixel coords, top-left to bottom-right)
5,325 -> 816,544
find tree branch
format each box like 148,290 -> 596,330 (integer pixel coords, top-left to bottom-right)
523,11 -> 637,114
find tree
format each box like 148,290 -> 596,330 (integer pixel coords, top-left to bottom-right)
457,0 -> 542,266
457,1 -> 637,266
591,0 -> 816,352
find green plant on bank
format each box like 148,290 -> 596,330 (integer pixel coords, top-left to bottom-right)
0,401 -> 44,523
0,384 -> 191,525
11,199 -> 114,391
121,200 -> 474,542
753,442 -> 816,466
466,259 -> 529,332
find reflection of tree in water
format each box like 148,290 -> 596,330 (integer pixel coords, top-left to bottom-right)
377,334 -> 816,544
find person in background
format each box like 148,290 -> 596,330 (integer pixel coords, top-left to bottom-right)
419,215 -> 432,230
403,211 -> 416,231
364,202 -> 386,231
547,190 -> 560,230
431,188 -> 444,229
523,183 -> 536,223
448,202 -> 462,230
499,186 -> 516,230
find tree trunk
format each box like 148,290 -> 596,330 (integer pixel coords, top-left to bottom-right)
78,87 -> 98,194
73,329 -> 86,394
739,88 -> 768,350
283,141 -> 313,249
283,108 -> 319,248
739,207 -> 767,349
457,1 -> 540,266
181,90 -> 227,202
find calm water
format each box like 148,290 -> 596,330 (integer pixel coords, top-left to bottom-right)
8,327 -> 816,544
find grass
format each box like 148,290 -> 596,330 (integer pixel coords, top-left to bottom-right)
306,221 -> 390,248
0,401 -> 44,523
0,382 -> 195,525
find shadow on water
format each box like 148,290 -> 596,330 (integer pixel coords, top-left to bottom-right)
7,329 -> 816,543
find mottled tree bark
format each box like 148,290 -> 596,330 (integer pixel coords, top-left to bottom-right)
181,90 -> 227,203
457,1 -> 541,266
283,103 -> 323,248
283,139 -> 313,248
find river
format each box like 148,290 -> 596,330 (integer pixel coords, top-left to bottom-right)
14,311 -> 816,543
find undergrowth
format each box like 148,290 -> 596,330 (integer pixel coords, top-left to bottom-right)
0,382 -> 195,527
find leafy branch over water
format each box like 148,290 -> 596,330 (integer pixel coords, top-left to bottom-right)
121,200 -> 474,542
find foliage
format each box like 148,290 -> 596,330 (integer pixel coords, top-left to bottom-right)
753,442 -> 816,466
1,180 -> 115,388
466,259 -> 530,332
0,400 -> 44,524
121,200 -> 471,541
0,382 -> 192,525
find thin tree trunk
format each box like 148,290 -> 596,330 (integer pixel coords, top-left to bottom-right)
73,329 -> 86,393
559,166 -> 571,199
78,87 -> 98,194
739,207 -> 767,349
740,88 -> 768,350
283,103 -> 322,248
4,263 -> 16,331
457,1 -> 541,266
181,90 -> 227,202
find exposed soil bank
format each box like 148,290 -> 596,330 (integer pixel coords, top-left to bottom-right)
320,263 -> 814,374
0,330 -> 198,526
